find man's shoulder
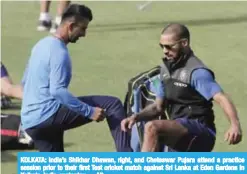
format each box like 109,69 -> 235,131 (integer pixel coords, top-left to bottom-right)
37,36 -> 67,54
32,36 -> 52,50
188,52 -> 214,78
35,36 -> 64,48
36,36 -> 52,44
187,52 -> 208,68
192,68 -> 214,81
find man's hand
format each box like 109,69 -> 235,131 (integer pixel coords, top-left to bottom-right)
225,124 -> 242,145
90,107 -> 106,122
121,115 -> 137,132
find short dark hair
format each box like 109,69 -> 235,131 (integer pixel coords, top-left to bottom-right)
161,23 -> 190,43
61,4 -> 93,23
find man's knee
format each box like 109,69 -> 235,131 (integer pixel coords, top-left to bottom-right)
144,121 -> 158,136
107,96 -> 124,110
110,96 -> 122,105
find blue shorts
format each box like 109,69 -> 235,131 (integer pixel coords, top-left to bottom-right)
166,118 -> 216,152
1,63 -> 9,78
131,118 -> 216,152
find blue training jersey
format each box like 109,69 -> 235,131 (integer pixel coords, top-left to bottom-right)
21,36 -> 95,130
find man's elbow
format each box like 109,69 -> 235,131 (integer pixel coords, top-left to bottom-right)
155,105 -> 163,114
213,92 -> 234,108
155,98 -> 164,114
50,87 -> 62,98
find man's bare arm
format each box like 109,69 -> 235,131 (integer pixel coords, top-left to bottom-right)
213,92 -> 242,144
134,98 -> 164,122
213,92 -> 240,126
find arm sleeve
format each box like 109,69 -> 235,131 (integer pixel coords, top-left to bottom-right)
21,64 -> 28,87
191,68 -> 223,101
49,50 -> 95,118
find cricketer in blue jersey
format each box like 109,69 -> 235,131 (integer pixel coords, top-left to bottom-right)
21,4 -> 132,152
121,23 -> 242,152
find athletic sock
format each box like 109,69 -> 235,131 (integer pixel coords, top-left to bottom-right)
39,12 -> 51,22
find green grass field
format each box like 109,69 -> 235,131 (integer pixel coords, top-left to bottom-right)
1,1 -> 247,173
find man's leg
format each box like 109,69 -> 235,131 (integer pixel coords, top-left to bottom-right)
25,105 -> 92,152
46,96 -> 132,152
40,0 -> 51,13
56,0 -> 70,21
25,95 -> 132,152
78,96 -> 132,152
25,116 -> 64,152
50,0 -> 70,33
141,118 -> 215,152
37,0 -> 52,31
141,119 -> 187,152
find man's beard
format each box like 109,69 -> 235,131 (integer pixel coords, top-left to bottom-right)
166,50 -> 184,63
68,35 -> 79,43
164,49 -> 187,70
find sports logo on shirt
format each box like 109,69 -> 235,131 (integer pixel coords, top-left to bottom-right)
179,70 -> 189,82
174,82 -> 188,87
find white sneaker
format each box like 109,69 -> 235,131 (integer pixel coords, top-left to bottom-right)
18,126 -> 33,146
37,20 -> 52,31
